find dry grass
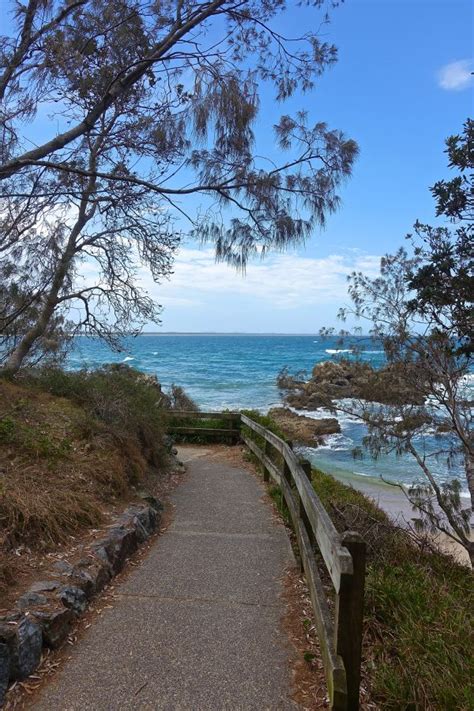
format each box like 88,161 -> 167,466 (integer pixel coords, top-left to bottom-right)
0,374 -> 167,596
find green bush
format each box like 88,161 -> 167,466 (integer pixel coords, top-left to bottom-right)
0,416 -> 15,444
22,365 -> 168,467
168,384 -> 199,412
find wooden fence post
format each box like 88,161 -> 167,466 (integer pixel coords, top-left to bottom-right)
296,458 -> 313,572
263,439 -> 270,482
230,414 -> 239,444
334,531 -> 366,711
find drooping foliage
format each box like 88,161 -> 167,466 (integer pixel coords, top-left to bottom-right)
0,1 -> 357,371
280,122 -> 473,564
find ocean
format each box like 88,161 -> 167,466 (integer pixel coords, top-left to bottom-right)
68,334 -> 469,496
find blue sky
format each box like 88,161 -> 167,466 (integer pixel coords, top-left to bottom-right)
152,0 -> 473,332
7,0 -> 472,333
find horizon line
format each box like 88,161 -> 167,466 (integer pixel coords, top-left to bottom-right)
136,331 -> 371,336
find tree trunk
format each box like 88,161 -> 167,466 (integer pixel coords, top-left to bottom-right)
1,202 -> 93,375
2,292 -> 61,375
465,451 -> 474,513
465,453 -> 474,570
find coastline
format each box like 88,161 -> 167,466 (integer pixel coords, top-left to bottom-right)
325,467 -> 471,566
301,457 -> 419,523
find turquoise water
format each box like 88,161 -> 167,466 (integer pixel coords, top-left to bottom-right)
70,334 -> 387,409
68,334 -> 468,494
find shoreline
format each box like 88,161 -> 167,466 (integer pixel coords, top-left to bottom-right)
326,468 -> 471,566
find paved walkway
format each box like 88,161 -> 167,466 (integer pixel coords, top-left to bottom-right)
33,447 -> 297,710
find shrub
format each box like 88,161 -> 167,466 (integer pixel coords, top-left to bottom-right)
168,384 -> 199,411
21,364 -> 169,467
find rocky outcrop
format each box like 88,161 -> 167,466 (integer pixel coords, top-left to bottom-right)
280,359 -> 427,410
268,407 -> 340,446
0,499 -> 162,707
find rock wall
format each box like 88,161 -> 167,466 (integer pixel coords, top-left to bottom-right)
0,498 -> 162,706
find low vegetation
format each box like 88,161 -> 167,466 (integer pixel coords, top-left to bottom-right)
0,365 -> 180,596
311,469 -> 473,710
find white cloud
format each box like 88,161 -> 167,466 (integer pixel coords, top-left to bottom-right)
144,247 -> 382,310
437,59 -> 473,91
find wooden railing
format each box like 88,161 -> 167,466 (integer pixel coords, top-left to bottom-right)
166,410 -> 241,442
167,411 -> 366,710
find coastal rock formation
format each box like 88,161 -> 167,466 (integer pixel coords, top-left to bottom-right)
279,359 -> 427,410
268,407 -> 340,446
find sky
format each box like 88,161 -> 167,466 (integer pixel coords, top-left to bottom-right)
6,0 -> 473,334
149,0 -> 473,333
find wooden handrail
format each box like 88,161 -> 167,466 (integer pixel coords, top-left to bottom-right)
167,410 -> 366,710
166,410 -> 241,420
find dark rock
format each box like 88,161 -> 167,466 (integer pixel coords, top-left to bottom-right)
16,592 -> 48,611
69,557 -> 112,597
91,544 -> 110,565
32,608 -> 75,649
92,526 -> 138,574
67,568 -> 96,599
122,505 -> 158,543
58,586 -> 87,615
137,492 -> 163,513
29,580 -> 60,593
0,623 -> 16,649
0,643 -> 10,707
0,617 -> 42,680
51,560 -> 74,576
85,559 -> 112,594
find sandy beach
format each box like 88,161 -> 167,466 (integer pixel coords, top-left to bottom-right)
334,472 -> 472,567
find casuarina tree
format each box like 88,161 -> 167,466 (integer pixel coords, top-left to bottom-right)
280,122 -> 473,564
0,0 -> 358,371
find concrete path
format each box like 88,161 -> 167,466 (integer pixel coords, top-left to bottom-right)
32,447 -> 297,710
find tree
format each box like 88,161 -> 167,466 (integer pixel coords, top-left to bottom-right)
1,111 -> 178,373
338,248 -> 473,565
280,122 -> 473,564
1,0 -> 358,371
335,122 -> 473,563
407,119 -> 473,355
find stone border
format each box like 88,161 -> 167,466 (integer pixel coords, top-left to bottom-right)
0,496 -> 163,707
